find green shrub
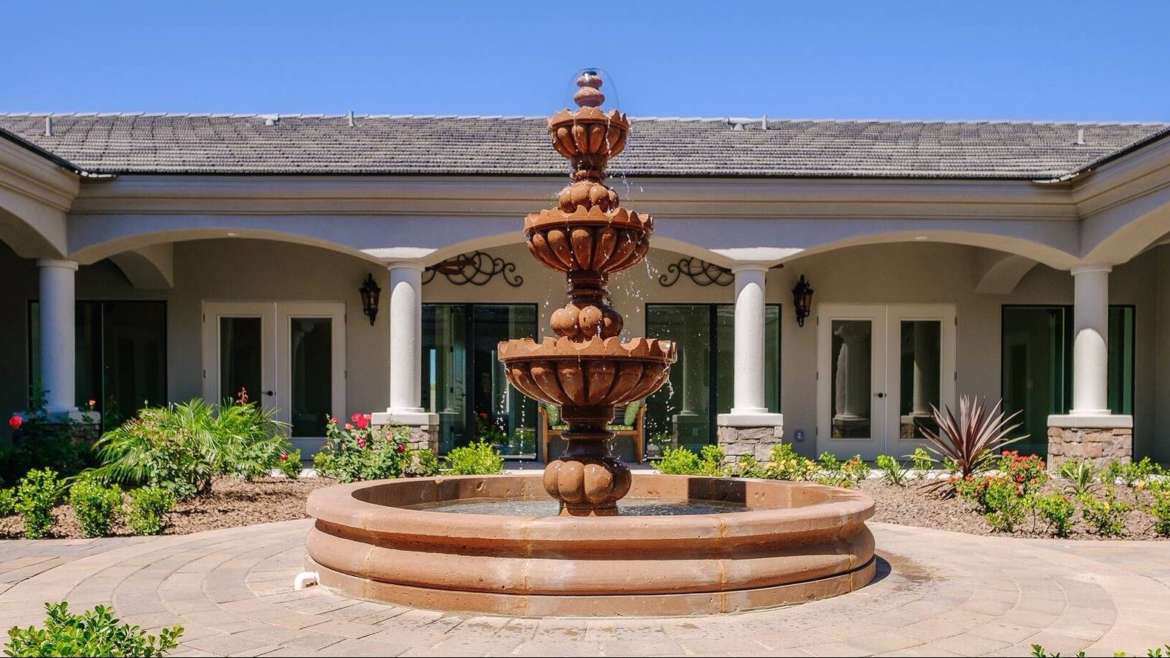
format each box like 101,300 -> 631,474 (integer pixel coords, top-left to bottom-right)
729,455 -> 765,478
0,488 -> 15,516
15,468 -> 62,539
653,446 -> 724,476
1034,493 -> 1075,538
1000,451 -> 1048,494
910,447 -> 934,477
1150,489 -> 1170,537
1058,459 -> 1097,496
445,440 -> 505,475
313,418 -> 435,482
876,455 -> 908,487
276,449 -> 301,479
982,476 -> 1026,532
2,409 -> 98,486
92,399 -> 293,499
841,456 -> 870,485
655,446 -> 702,475
68,477 -> 122,538
1106,457 -> 1161,488
817,452 -> 841,473
126,487 -> 174,536
1079,488 -> 1131,537
4,601 -> 182,657
766,443 -> 816,480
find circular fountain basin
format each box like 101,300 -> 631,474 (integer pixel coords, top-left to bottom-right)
305,474 -> 876,617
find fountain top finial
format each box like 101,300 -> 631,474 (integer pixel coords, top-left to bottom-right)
573,70 -> 605,108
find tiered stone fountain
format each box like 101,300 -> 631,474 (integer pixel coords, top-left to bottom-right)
498,71 -> 675,516
305,72 -> 877,616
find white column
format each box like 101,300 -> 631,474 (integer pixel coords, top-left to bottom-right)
377,263 -> 437,426
718,266 -> 783,428
1048,264 -> 1131,436
1070,266 -> 1110,416
37,260 -> 78,414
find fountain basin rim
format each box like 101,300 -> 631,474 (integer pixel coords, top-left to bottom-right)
307,473 -> 875,547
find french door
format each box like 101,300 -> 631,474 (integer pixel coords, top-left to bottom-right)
817,304 -> 955,460
202,302 -> 346,454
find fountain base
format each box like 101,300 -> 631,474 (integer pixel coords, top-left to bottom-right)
306,473 -> 876,617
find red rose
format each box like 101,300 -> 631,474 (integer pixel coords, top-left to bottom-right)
279,452 -> 289,462
8,415 -> 22,431
356,414 -> 371,430
396,443 -> 406,454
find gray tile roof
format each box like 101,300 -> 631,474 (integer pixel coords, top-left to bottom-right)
0,113 -> 1165,179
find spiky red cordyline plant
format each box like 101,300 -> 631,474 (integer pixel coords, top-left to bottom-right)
920,396 -> 1026,497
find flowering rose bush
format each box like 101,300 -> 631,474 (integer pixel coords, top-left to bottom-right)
8,414 -> 22,431
312,416 -> 438,483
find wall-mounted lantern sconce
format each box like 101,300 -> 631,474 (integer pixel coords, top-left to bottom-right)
792,275 -> 814,327
359,273 -> 382,326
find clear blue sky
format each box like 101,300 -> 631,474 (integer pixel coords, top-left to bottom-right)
3,1 -> 1167,122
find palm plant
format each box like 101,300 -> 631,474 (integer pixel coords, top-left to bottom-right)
1058,459 -> 1098,496
919,396 -> 1024,496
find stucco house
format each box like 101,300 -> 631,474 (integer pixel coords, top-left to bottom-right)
2,112 -> 1169,466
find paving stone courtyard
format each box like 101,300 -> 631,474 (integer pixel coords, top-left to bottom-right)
1,519 -> 1167,657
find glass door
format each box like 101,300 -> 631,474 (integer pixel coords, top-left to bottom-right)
422,304 -> 537,457
276,303 -> 346,454
885,305 -> 956,452
818,305 -> 885,460
202,302 -> 276,410
818,304 -> 955,459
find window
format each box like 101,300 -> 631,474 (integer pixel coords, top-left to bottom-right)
29,301 -> 167,428
645,304 -> 780,453
421,304 -> 538,456
1001,305 -> 1134,456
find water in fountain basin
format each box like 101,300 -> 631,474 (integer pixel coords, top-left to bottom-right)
408,497 -> 746,517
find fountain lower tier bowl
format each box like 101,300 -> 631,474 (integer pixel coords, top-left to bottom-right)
497,336 -> 675,411
305,474 -> 876,617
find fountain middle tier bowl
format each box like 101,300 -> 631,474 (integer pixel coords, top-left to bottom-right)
524,206 -> 652,274
306,474 -> 876,617
497,336 -> 675,410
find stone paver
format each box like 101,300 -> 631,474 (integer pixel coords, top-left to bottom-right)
1,520 -> 1167,656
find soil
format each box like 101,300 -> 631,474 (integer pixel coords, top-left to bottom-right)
861,478 -> 1166,540
0,476 -> 332,540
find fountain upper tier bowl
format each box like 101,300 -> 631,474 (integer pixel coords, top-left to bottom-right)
305,473 -> 876,617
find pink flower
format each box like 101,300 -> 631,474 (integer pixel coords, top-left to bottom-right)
396,443 -> 406,454
345,423 -> 354,431
356,437 -> 367,449
87,399 -> 97,410
8,415 -> 22,431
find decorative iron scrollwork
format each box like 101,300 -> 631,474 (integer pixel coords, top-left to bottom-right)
657,257 -> 734,287
423,251 -> 524,287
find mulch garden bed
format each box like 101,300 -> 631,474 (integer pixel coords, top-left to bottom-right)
0,476 -> 333,540
861,478 -> 1166,540
1,473 -> 1165,541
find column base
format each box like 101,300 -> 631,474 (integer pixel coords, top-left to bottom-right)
370,410 -> 440,454
1046,414 -> 1133,471
716,413 -> 784,464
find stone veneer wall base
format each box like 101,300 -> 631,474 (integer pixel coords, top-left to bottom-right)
717,424 -> 784,464
1046,425 -> 1132,472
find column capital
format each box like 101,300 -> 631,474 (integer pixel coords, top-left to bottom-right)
729,263 -> 773,274
386,261 -> 427,273
1070,264 -> 1112,276
36,259 -> 78,271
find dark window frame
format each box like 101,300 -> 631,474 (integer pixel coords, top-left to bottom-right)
27,299 -> 169,430
421,302 -> 540,457
644,302 -> 782,442
1000,303 -> 1136,456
